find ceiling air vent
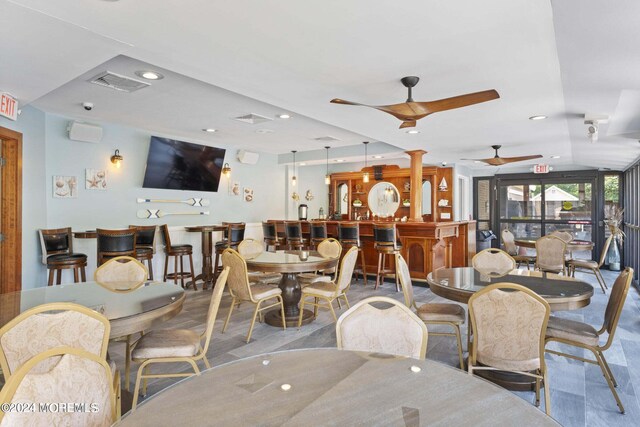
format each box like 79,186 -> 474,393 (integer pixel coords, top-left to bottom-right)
88,71 -> 151,92
313,136 -> 341,142
233,113 -> 273,125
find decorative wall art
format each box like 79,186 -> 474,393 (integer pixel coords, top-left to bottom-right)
305,190 -> 314,201
292,191 -> 300,202
86,169 -> 107,190
137,197 -> 210,207
244,187 -> 254,202
231,182 -> 241,196
137,209 -> 210,219
53,176 -> 77,198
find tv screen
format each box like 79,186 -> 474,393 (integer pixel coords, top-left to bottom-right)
142,136 -> 226,192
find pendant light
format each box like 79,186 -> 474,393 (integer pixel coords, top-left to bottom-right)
324,146 -> 331,185
362,141 -> 370,183
291,150 -> 297,186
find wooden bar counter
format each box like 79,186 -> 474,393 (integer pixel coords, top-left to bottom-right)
268,220 -> 476,282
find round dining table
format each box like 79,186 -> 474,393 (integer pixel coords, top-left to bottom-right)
244,250 -> 338,327
427,267 -> 594,311
118,348 -> 559,426
184,224 -> 227,290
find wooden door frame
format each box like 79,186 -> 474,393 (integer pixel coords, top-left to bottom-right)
0,126 -> 22,293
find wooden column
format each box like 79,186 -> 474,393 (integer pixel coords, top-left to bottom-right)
406,150 -> 427,222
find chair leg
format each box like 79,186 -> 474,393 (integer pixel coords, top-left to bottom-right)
48,269 -> 54,286
222,297 -> 236,333
535,376 -> 541,407
56,269 -> 62,285
73,267 -> 79,282
393,253 -> 399,292
314,297 -> 319,317
453,324 -> 464,370
278,296 -> 287,331
327,298 -> 337,322
342,294 -> 350,309
598,350 -> 618,387
80,266 -> 86,282
594,350 -> 625,413
164,254 -> 169,281
173,255 -> 179,285
592,267 -> 606,294
203,357 -> 211,370
147,258 -> 154,280
246,301 -> 262,343
179,255 -> 185,288
375,252 -> 383,289
596,269 -> 609,290
543,371 -> 551,416
132,361 -> 149,411
124,334 -> 132,392
360,249 -> 368,286
298,297 -> 306,329
188,254 -> 196,289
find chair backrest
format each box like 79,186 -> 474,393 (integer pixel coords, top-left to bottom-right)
262,221 -> 278,241
238,239 -> 264,259
501,229 -> 518,256
338,222 -> 360,244
94,256 -> 148,286
317,238 -> 342,259
130,225 -> 157,247
471,248 -> 516,274
336,296 -> 428,359
468,283 -> 549,372
0,347 -> 116,427
284,221 -> 303,241
225,222 -> 246,247
373,223 -> 399,249
160,224 -> 173,249
396,254 -> 415,309
221,248 -> 254,302
201,267 -> 229,356
550,230 -> 573,243
97,228 -> 137,262
535,235 -> 566,272
0,302 -> 110,377
310,221 -> 328,242
601,267 -> 633,348
335,246 -> 359,294
598,235 -> 614,268
38,227 -> 73,264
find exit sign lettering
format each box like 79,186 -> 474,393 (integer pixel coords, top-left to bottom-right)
533,164 -> 550,174
0,92 -> 18,121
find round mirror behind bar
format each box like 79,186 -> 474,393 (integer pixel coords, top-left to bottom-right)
368,182 -> 400,218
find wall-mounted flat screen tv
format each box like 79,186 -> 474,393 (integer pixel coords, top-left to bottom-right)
142,136 -> 226,192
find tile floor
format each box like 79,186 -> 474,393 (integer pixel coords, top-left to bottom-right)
109,269 -> 640,426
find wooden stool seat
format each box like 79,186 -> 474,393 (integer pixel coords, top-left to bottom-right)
47,253 -> 88,263
130,225 -> 158,281
160,225 -> 196,290
39,227 -> 88,286
135,246 -> 153,256
168,244 -> 193,255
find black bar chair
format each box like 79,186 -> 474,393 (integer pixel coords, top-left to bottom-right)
373,223 -> 401,291
160,225 -> 195,289
130,225 -> 157,280
39,227 -> 87,285
337,222 -> 368,286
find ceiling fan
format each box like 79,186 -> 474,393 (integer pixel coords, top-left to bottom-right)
330,76 -> 499,129
462,145 -> 543,166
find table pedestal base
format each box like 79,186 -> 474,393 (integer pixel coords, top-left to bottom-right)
265,308 -> 315,327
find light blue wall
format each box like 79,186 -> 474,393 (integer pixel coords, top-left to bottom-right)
0,106 -> 47,287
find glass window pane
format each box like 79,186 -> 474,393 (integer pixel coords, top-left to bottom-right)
544,183 -> 592,220
500,222 -> 542,240
604,174 -> 621,238
499,184 -> 541,220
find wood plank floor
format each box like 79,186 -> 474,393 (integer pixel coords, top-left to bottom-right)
109,269 -> 640,426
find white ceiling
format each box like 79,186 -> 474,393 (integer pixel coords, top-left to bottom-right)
2,0 -> 639,170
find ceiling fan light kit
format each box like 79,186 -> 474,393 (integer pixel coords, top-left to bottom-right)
330,76 -> 500,129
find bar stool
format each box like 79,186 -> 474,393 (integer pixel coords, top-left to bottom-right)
96,228 -> 137,266
214,222 -> 245,277
262,221 -> 283,252
337,222 -> 368,285
284,221 -> 307,250
373,223 -> 401,291
160,224 -> 196,289
38,227 -> 87,285
309,221 -> 327,250
130,225 -> 157,280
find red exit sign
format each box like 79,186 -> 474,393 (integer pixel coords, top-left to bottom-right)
533,164 -> 551,174
1,92 -> 18,121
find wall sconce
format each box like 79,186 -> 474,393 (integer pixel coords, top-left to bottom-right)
110,149 -> 123,168
222,162 -> 232,178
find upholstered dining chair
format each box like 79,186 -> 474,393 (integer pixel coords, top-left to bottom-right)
130,267 -> 230,410
471,248 -> 516,275
0,347 -> 118,427
396,254 -> 465,368
298,246 -> 358,326
336,296 -> 428,360
567,235 -> 612,294
221,249 -> 287,342
0,302 -> 110,380
298,238 -> 342,287
550,230 -> 573,243
501,229 -> 535,270
237,238 -> 282,284
468,283 -> 551,415
535,235 -> 567,274
545,267 -> 633,414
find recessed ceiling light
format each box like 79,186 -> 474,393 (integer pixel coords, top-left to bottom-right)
334,159 -> 345,162
529,115 -> 547,120
373,155 -> 383,159
135,70 -> 164,80
277,114 -> 291,119
202,128 -> 217,133
406,130 -> 420,134
550,155 -> 561,159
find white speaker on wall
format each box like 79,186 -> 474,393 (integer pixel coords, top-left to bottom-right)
67,121 -> 103,143
237,149 -> 259,164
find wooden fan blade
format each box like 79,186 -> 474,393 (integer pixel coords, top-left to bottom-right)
498,155 -> 544,164
419,90 -> 499,114
330,98 -> 371,107
399,120 -> 416,129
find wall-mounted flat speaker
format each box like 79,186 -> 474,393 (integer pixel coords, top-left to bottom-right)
68,121 -> 103,143
237,149 -> 259,164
